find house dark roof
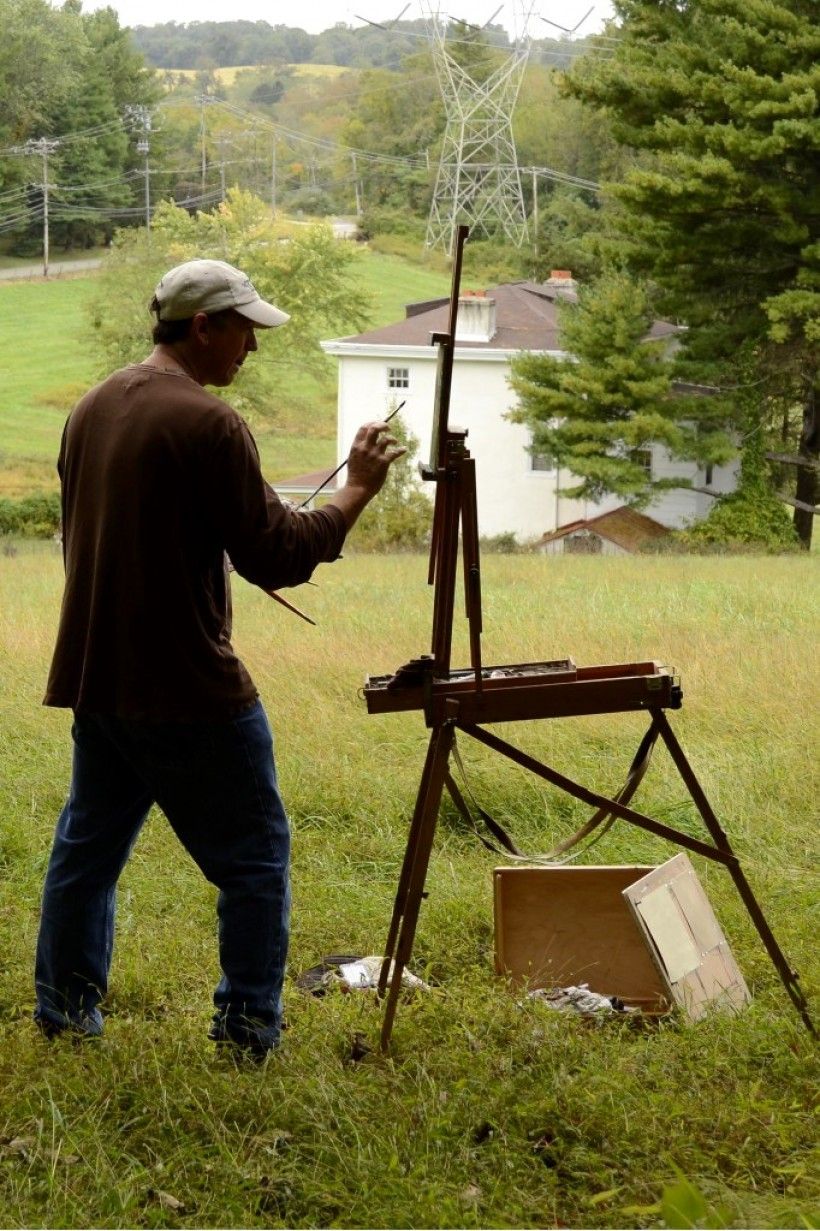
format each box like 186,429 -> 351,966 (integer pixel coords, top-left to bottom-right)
538,506 -> 670,553
334,280 -> 679,352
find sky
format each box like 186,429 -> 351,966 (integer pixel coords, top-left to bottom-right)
77,0 -> 615,39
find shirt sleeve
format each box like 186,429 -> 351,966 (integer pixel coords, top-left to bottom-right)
205,415 -> 347,591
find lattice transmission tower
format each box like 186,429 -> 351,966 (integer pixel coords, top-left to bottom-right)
424,4 -> 533,255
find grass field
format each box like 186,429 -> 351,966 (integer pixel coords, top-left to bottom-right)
168,64 -> 353,86
0,547 -> 817,1229
0,249 -> 451,497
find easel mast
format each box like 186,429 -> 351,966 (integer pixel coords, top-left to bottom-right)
424,225 -> 483,683
367,227 -> 814,1049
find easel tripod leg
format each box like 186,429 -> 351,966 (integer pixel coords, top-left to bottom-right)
653,710 -> 815,1035
379,722 -> 455,1051
378,729 -> 441,995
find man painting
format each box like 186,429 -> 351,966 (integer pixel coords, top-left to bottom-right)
34,258 -> 404,1056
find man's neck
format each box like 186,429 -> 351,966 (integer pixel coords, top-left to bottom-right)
141,344 -> 203,385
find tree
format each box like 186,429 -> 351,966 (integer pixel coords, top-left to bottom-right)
350,411 -> 432,550
341,56 -> 443,213
565,0 -> 820,545
530,188 -> 604,283
43,6 -> 135,250
509,272 -> 734,507
514,62 -> 626,186
87,189 -> 373,423
0,1 -> 160,253
0,0 -> 82,227
0,0 -> 81,147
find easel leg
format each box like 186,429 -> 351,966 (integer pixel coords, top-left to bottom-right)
378,729 -> 441,995
379,721 -> 455,1051
654,710 -> 815,1035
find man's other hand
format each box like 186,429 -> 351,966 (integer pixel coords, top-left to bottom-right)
346,420 -> 407,497
329,421 -> 408,530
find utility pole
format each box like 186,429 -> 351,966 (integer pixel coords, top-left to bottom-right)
198,95 -> 208,196
139,134 -> 151,230
126,106 -> 153,232
196,93 -> 219,199
271,137 -> 277,214
351,152 -> 362,216
215,135 -> 233,203
24,137 -> 60,278
531,166 -> 538,257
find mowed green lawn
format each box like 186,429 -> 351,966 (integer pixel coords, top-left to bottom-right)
0,249 -> 451,497
0,547 -> 817,1229
0,278 -> 98,495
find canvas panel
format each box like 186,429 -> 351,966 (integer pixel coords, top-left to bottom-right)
624,853 -> 750,1020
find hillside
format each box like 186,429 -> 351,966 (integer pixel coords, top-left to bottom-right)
128,18 -> 580,73
0,248 -> 452,500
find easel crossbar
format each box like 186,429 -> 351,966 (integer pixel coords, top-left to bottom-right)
458,720 -> 740,868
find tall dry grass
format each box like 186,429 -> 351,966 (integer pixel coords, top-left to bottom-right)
0,545 -> 817,1229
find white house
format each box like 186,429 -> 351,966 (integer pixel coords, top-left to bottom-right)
320,276 -> 737,542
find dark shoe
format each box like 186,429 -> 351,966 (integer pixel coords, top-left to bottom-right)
34,1009 -> 103,1040
208,1014 -> 280,1059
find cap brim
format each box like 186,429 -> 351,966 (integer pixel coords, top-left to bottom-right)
236,299 -> 290,329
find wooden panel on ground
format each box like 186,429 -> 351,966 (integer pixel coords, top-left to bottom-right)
624,853 -> 751,1020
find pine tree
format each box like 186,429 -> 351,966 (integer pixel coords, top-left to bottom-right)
565,0 -> 819,545
47,6 -> 162,250
510,273 -> 733,507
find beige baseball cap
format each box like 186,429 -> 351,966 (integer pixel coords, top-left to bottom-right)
153,259 -> 290,328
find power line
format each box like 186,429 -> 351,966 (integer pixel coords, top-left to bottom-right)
196,95 -> 430,170
0,32 -> 614,240
54,170 -> 144,195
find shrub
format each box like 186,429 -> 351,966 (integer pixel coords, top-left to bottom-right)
479,532 -> 522,554
359,207 -> 426,244
675,436 -> 799,553
676,491 -> 798,551
461,237 -> 529,286
348,413 -> 432,552
0,493 -> 61,539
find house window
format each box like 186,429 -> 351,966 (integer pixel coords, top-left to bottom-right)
529,433 -> 555,471
387,366 -> 409,389
565,533 -> 602,554
630,448 -> 653,479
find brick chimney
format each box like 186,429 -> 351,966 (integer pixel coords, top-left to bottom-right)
455,289 -> 497,342
545,270 -> 577,301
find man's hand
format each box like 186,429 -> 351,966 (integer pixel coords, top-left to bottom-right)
330,421 -> 407,529
346,420 -> 406,496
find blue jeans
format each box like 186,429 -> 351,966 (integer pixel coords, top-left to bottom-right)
34,700 -> 290,1048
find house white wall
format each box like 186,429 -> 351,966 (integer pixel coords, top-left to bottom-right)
323,342 -> 739,541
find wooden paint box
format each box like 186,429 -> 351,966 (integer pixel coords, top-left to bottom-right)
493,853 -> 751,1019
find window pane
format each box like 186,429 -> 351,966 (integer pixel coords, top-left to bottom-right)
630,448 -> 653,478
387,367 -> 409,389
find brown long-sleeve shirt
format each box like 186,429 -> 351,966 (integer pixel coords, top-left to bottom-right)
44,364 -> 346,720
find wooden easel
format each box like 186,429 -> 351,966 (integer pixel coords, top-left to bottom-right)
365,226 -> 814,1049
